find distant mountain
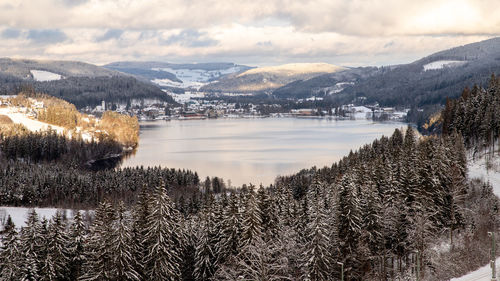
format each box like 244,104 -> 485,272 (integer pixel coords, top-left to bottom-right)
273,37 -> 500,108
0,58 -> 176,108
0,58 -> 117,79
104,61 -> 252,90
201,63 -> 345,93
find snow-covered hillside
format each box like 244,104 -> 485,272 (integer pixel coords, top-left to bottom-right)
30,70 -> 62,81
468,152 -> 500,197
423,60 -> 467,71
152,65 -> 243,89
238,63 -> 344,77
0,107 -> 65,134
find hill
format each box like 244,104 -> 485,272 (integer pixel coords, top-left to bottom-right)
0,58 -> 176,108
273,37 -> 500,108
104,61 -> 252,90
200,62 -> 345,92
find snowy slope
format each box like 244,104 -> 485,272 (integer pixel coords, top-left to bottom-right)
152,66 -> 243,89
238,63 -> 343,77
450,257 -> 500,281
0,107 -> 65,134
452,153 -> 500,280
468,153 -> 500,197
423,60 -> 467,71
30,70 -> 62,81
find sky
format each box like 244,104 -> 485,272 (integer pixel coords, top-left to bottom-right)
0,0 -> 499,67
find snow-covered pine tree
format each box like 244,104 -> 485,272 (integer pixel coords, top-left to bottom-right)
143,182 -> 182,280
41,212 -> 70,280
110,201 -> 140,281
216,192 -> 241,266
79,201 -> 116,281
303,195 -> 333,281
257,187 -> 278,240
193,197 -> 218,281
19,209 -> 44,281
131,187 -> 150,279
337,173 -> 362,279
67,211 -> 86,280
0,216 -> 21,280
239,187 -> 263,249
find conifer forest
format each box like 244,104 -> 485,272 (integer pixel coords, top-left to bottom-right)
0,76 -> 499,280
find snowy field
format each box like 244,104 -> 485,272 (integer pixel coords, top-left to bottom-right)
0,207 -> 70,229
468,152 -> 500,197
423,60 -> 467,71
152,66 -> 243,89
0,107 -> 65,134
30,70 -> 62,81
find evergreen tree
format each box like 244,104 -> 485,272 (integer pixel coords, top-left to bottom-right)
67,211 -> 86,280
110,202 -> 140,280
143,183 -> 182,280
0,216 -> 21,280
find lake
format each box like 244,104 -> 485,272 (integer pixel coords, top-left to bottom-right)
121,118 -> 405,186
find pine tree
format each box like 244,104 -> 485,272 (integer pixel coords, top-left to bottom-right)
239,187 -> 263,249
41,212 -> 70,280
79,201 -> 116,281
303,200 -> 333,281
0,216 -> 21,280
67,211 -> 86,280
143,183 -> 182,280
337,174 -> 362,279
19,209 -> 44,281
110,202 -> 140,280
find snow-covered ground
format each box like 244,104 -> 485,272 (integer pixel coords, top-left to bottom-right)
450,257 -> 500,281
152,66 -> 243,89
452,152 -> 500,280
468,152 -> 500,197
0,107 -> 65,134
30,70 -> 62,81
423,60 -> 467,71
0,207 -> 68,229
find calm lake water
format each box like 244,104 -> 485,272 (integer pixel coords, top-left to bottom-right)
121,118 -> 405,186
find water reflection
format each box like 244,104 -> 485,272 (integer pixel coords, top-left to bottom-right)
121,118 -> 405,186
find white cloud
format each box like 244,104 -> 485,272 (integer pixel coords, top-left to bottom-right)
0,0 -> 498,65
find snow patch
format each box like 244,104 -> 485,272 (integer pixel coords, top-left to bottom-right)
30,70 -> 62,81
423,60 -> 467,71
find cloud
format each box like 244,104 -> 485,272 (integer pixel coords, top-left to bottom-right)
0,0 -> 498,66
1,28 -> 21,39
27,29 -> 67,44
164,29 -> 218,47
96,29 -> 123,42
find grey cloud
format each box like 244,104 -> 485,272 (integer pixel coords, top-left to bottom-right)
97,29 -> 124,42
27,29 -> 67,44
164,29 -> 218,47
61,0 -> 89,7
2,28 -> 21,39
257,41 -> 272,47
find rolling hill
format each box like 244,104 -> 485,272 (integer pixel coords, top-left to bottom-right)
104,61 -> 252,90
200,63 -> 345,93
273,37 -> 500,108
0,58 -> 176,108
